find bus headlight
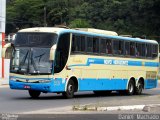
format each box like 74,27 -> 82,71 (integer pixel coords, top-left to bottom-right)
10,77 -> 16,81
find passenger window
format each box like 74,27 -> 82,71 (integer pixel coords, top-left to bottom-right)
125,42 -> 130,56
100,39 -> 106,54
152,44 -> 158,58
87,37 -> 93,52
130,42 -> 135,56
135,43 -> 140,57
76,36 -> 81,51
141,44 -> 146,57
100,39 -> 112,54
113,40 -> 124,55
71,35 -> 86,53
146,44 -> 152,58
81,36 -> 86,52
93,37 -> 99,53
106,39 -> 112,54
71,35 -> 76,52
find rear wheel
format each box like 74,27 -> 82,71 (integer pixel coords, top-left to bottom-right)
62,80 -> 75,99
135,81 -> 143,95
28,90 -> 41,99
126,80 -> 135,95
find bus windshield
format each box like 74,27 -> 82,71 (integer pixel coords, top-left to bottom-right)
10,47 -> 52,75
14,32 -> 57,47
10,32 -> 58,75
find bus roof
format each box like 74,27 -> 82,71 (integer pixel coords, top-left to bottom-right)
18,27 -> 158,44
74,28 -> 118,36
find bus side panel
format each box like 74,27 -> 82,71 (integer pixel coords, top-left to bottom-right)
144,79 -> 157,89
78,78 -> 128,91
51,78 -> 66,92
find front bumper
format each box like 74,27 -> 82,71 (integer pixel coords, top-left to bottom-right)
9,77 -> 66,92
10,80 -> 53,92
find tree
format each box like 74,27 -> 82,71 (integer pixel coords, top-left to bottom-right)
6,0 -> 160,41
69,19 -> 91,28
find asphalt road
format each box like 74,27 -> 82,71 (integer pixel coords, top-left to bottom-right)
0,82 -> 160,114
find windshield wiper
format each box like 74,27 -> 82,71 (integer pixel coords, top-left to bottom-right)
31,52 -> 39,74
18,50 -> 29,72
34,53 -> 45,63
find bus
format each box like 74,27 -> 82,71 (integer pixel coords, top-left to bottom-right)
2,27 -> 159,98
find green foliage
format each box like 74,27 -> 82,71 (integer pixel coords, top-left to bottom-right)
69,19 -> 91,28
6,0 -> 160,41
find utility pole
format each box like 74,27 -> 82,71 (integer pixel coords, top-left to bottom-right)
44,6 -> 47,27
43,0 -> 47,27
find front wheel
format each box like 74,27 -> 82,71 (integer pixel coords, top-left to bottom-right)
28,90 -> 41,99
62,80 -> 75,99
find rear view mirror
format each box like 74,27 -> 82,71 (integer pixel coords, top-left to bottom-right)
2,43 -> 13,58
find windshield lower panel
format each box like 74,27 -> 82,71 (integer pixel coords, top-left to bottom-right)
10,47 -> 52,75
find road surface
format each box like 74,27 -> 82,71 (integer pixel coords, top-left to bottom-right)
0,82 -> 160,114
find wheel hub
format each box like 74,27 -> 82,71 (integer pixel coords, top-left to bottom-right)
68,85 -> 73,92
129,84 -> 133,93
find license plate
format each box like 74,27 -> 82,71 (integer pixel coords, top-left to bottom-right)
24,85 -> 31,89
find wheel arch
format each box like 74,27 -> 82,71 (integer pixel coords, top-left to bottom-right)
136,77 -> 145,89
65,75 -> 79,92
126,77 -> 136,89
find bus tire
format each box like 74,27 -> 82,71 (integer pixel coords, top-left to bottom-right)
126,80 -> 135,95
135,81 -> 143,95
28,90 -> 41,99
62,80 -> 75,99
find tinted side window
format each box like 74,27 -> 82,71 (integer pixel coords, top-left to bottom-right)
130,42 -> 135,56
93,37 -> 99,53
136,43 -> 145,58
100,39 -> 106,54
71,35 -> 76,52
146,44 -> 152,58
106,39 -> 112,54
135,43 -> 141,57
87,37 -> 93,52
100,39 -> 112,54
125,42 -> 130,56
81,36 -> 86,52
113,40 -> 124,55
71,35 -> 86,53
141,43 -> 146,57
152,44 -> 158,58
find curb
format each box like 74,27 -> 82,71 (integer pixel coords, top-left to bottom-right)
0,85 -> 9,88
73,104 -> 160,112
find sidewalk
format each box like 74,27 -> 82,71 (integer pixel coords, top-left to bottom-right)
2,93 -> 160,114
0,84 -> 9,88
0,78 -> 9,88
23,86 -> 160,114
23,103 -> 160,114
